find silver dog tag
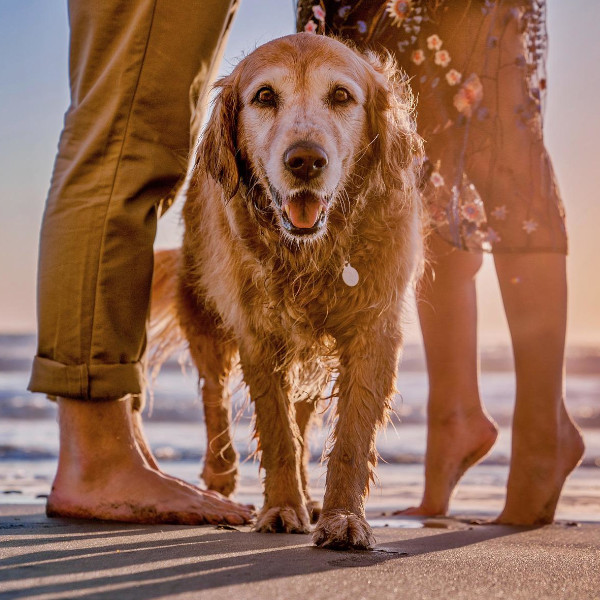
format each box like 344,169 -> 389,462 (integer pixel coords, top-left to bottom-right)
342,262 -> 359,287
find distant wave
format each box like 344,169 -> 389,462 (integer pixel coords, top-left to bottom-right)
2,441 -> 598,468
1,334 -> 600,374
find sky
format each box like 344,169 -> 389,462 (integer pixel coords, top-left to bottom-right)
1,1 -> 599,348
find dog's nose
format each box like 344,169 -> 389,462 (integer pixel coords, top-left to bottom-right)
284,143 -> 328,181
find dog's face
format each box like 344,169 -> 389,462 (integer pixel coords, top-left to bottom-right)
236,36 -> 374,240
198,33 -> 418,243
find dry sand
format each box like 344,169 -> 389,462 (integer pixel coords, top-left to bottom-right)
2,504 -> 599,600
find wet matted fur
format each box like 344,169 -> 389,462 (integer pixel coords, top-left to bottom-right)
152,33 -> 424,549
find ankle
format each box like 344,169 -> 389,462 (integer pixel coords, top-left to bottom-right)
427,406 -> 493,428
55,396 -> 145,479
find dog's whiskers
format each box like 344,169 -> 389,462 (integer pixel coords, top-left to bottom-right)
350,135 -> 380,168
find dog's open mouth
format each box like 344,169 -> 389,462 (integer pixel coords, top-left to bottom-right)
279,191 -> 328,235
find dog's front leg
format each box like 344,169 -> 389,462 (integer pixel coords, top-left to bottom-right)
295,398 -> 321,523
314,324 -> 401,550
240,342 -> 311,534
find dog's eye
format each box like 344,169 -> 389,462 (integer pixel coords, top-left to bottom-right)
254,86 -> 277,106
331,87 -> 352,105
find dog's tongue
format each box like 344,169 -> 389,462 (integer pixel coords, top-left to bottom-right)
285,197 -> 322,228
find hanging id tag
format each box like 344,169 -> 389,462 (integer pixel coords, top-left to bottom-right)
342,261 -> 359,287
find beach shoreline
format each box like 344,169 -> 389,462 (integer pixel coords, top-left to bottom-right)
3,458 -> 600,525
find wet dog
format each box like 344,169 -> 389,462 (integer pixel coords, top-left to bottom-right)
152,33 -> 423,549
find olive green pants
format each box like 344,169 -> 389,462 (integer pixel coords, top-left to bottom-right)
28,0 -> 238,402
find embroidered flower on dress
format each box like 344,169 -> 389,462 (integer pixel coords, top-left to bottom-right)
312,5 -> 325,21
491,205 -> 508,220
461,201 -> 486,225
385,0 -> 413,27
486,228 -> 501,244
427,34 -> 443,50
522,219 -> 538,234
445,68 -> 462,86
434,50 -> 451,68
453,74 -> 484,117
430,171 -> 445,188
477,106 -> 490,121
411,49 -> 425,65
304,20 -> 318,33
482,0 -> 495,16
428,202 -> 448,225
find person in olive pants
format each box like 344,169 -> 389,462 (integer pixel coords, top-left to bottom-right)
28,0 -> 252,524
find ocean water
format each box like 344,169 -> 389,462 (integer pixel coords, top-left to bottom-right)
2,334 -> 599,520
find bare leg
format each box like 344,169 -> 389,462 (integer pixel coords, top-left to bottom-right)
131,408 -> 228,501
396,235 -> 498,516
47,397 -> 253,524
131,408 -> 161,471
494,253 -> 584,525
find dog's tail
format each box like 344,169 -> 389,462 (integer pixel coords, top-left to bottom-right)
148,248 -> 188,381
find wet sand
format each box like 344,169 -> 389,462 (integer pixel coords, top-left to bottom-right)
3,435 -> 600,599
4,459 -> 600,522
2,503 -> 599,600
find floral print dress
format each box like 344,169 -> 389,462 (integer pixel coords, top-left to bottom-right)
297,0 -> 567,253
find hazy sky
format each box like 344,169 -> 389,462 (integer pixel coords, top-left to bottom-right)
1,1 -> 599,348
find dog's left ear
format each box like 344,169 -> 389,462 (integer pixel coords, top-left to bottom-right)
195,71 -> 241,199
364,51 -> 423,191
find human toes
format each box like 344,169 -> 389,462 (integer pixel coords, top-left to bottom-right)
208,496 -> 254,525
392,505 -> 438,517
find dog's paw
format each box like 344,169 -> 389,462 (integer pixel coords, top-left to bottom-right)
254,505 -> 311,534
201,457 -> 238,497
313,510 -> 375,550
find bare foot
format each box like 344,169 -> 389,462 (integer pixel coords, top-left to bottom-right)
48,397 -> 253,525
133,408 -> 242,500
47,463 -> 253,525
394,411 -> 498,516
495,406 -> 584,525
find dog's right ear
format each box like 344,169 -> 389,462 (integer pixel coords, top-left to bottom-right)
362,50 -> 423,193
195,72 -> 241,199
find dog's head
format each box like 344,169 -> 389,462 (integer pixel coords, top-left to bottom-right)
196,33 -> 421,242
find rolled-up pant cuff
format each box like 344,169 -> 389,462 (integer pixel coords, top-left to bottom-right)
28,356 -> 144,402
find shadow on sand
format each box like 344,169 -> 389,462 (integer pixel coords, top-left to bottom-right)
0,511 -> 528,599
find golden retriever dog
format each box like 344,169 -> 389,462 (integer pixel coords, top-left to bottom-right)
152,32 -> 423,550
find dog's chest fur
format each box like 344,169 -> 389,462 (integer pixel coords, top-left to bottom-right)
183,183 -> 414,362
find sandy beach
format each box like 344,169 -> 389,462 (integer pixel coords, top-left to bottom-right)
2,459 -> 600,600
3,335 -> 600,598
2,503 -> 600,600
